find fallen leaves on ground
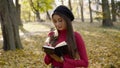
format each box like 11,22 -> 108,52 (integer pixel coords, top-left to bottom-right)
0,22 -> 120,68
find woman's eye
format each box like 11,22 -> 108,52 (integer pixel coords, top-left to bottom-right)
53,20 -> 57,23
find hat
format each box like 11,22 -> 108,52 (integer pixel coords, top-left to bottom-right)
53,5 -> 74,21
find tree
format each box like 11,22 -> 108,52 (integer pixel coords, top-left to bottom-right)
88,0 -> 93,23
79,0 -> 84,22
15,0 -> 22,26
111,0 -> 116,21
29,0 -> 41,22
68,0 -> 72,11
16,0 -> 27,32
61,0 -> 64,5
116,1 -> 120,17
46,11 -> 51,20
0,0 -> 23,51
95,0 -> 100,10
102,0 -> 113,26
29,0 -> 53,22
21,0 -> 33,22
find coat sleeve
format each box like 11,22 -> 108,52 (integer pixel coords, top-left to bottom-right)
63,32 -> 88,68
44,32 -> 54,65
44,54 -> 52,65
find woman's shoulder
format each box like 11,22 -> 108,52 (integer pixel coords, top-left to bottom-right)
74,31 -> 82,38
74,31 -> 81,36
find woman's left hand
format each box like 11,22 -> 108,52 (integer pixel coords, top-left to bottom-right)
50,54 -> 63,63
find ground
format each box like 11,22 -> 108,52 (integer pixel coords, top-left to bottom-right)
0,21 -> 120,68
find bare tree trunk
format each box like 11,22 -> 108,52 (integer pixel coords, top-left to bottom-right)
88,0 -> 93,23
35,10 -> 41,22
0,0 -> 23,51
28,11 -> 31,22
116,1 -> 120,18
46,11 -> 51,20
95,0 -> 100,10
29,0 -> 42,22
16,0 -> 27,33
111,0 -> 116,21
16,0 -> 22,26
68,0 -> 72,11
79,0 -> 84,22
61,0 -> 64,5
102,0 -> 113,26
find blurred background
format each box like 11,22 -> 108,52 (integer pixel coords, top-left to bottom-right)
18,0 -> 120,23
0,0 -> 120,68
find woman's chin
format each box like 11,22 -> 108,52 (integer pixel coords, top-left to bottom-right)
57,28 -> 63,30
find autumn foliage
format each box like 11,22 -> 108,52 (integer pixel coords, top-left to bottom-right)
0,22 -> 120,68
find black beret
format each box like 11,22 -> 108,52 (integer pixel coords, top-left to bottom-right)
53,5 -> 74,21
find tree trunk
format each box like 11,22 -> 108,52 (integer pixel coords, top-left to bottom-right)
61,0 -> 64,5
46,11 -> 51,20
28,11 -> 31,22
29,0 -> 42,22
111,0 -> 116,21
96,0 -> 100,10
102,0 -> 113,26
0,0 -> 23,51
116,1 -> 120,18
16,0 -> 27,33
35,10 -> 41,22
68,0 -> 72,11
88,0 -> 93,23
16,0 -> 22,26
79,0 -> 84,22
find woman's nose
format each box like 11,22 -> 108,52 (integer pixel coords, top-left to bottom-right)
56,21 -> 60,26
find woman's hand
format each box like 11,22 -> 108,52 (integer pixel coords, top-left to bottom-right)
50,54 -> 63,63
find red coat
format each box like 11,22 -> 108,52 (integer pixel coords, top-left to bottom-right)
44,30 -> 88,68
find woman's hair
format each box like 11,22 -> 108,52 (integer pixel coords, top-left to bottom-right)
52,12 -> 77,59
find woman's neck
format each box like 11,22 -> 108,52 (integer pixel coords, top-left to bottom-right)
58,29 -> 67,34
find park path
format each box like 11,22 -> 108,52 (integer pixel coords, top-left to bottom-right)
19,22 -> 54,37
0,22 -> 53,48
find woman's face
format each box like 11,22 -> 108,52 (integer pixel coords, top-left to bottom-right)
52,14 -> 66,30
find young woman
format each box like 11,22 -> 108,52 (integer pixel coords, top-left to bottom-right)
44,5 -> 88,68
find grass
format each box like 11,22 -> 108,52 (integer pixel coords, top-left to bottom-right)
0,21 -> 120,68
